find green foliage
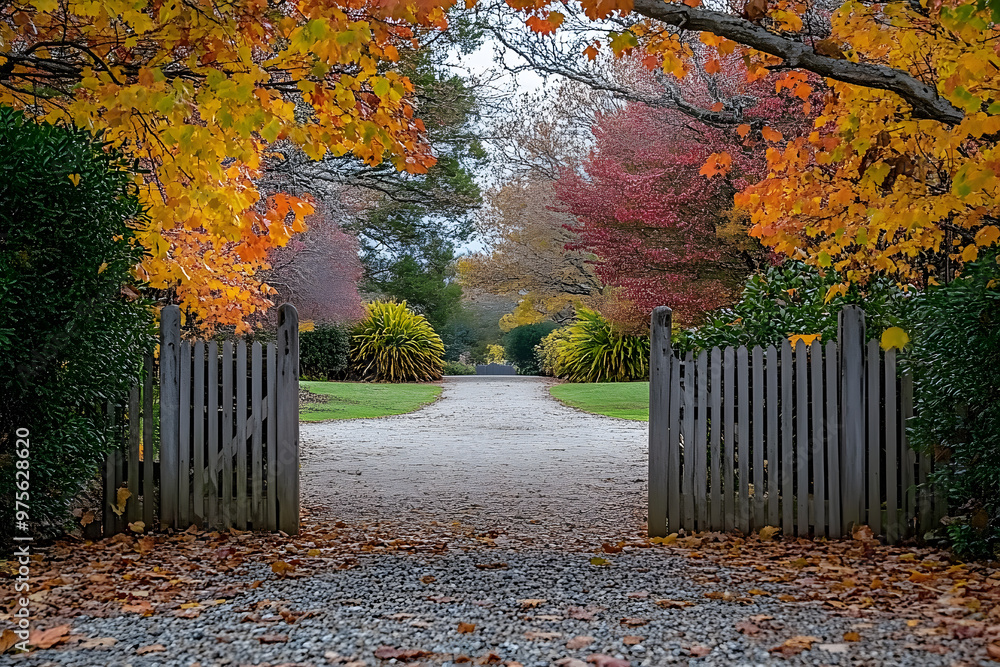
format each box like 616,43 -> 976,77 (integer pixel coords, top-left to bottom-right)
485,344 -> 506,364
503,322 -> 557,374
443,360 -> 476,375
350,300 -> 445,382
535,327 -> 572,377
907,253 -> 1000,559
557,308 -> 649,383
674,261 -> 908,354
299,325 -> 351,380
0,108 -> 154,539
365,237 -> 463,330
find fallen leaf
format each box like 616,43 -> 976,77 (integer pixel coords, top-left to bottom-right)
986,643 -> 1000,660
524,631 -> 561,641
474,651 -> 502,664
852,525 -> 874,541
112,486 -> 131,516
32,625 -> 70,649
257,634 -> 289,644
689,645 -> 711,657
373,646 -> 429,660
654,598 -> 692,608
620,617 -> 648,627
566,635 -> 595,650
769,635 -> 819,656
128,520 -> 145,533
567,606 -> 599,620
735,620 -> 761,636
758,526 -> 780,541
0,630 -> 19,653
589,557 -> 611,566
136,644 -> 166,655
474,562 -> 508,570
601,541 -> 624,553
80,637 -> 117,649
623,635 -> 643,645
428,595 -> 458,603
79,510 -> 95,527
420,575 -> 436,584
457,622 -> 476,634
270,560 -> 295,576
843,631 -> 860,642
586,655 -> 630,667
518,598 -> 547,608
556,660 -> 588,667
626,590 -> 649,599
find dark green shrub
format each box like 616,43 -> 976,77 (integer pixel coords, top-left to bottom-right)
559,308 -> 649,382
0,108 -> 154,541
443,360 -> 476,375
299,325 -> 350,380
674,261 -> 908,353
351,300 -> 445,382
907,253 -> 1000,559
503,322 -> 557,374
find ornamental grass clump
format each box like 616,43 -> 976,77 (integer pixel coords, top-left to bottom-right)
558,308 -> 649,382
351,301 -> 444,382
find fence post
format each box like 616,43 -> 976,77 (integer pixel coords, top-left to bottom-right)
648,306 -> 672,537
159,305 -> 181,530
276,304 -> 300,535
838,306 -> 866,535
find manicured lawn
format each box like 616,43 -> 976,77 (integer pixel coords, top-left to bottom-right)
300,381 -> 442,421
549,381 -> 649,421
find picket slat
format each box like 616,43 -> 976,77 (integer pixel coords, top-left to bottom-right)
752,346 -> 765,530
207,342 -> 219,528
765,346 -> 779,528
709,346 -> 722,530
723,346 -> 735,532
127,383 -> 141,525
736,346 -> 750,534
885,348 -> 899,543
840,306 -> 866,531
780,339 -> 793,536
192,342 -> 205,526
694,350 -> 708,530
266,343 -> 278,531
252,342 -> 264,529
867,339 -> 882,536
142,355 -> 154,529
795,339 -> 809,536
667,352 -> 682,533
681,352 -> 695,531
825,342 -> 842,539
222,342 -> 234,529
276,304 -> 301,534
178,342 -> 191,528
810,341 -> 825,537
159,307 -> 180,530
236,341 -> 248,529
648,308 -> 671,536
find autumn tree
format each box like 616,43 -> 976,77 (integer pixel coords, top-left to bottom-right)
1,0 -> 453,332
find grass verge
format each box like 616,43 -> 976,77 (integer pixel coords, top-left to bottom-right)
300,381 -> 442,421
549,381 -> 649,421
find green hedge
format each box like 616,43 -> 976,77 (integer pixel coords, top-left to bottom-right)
0,108 -> 154,541
299,325 -> 351,380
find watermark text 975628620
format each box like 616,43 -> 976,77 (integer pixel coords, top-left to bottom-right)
11,427 -> 32,652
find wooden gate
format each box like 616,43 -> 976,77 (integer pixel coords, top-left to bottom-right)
102,304 -> 300,535
648,305 -> 943,543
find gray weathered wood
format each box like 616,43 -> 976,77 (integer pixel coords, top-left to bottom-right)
142,354 -> 154,529
810,341 -> 825,537
751,346 -> 765,530
884,348 -> 898,543
128,382 -> 141,525
667,350 -> 682,534
252,341 -> 264,529
839,306 -> 866,532
736,345 -> 750,534
723,346 -> 736,532
222,341 -> 234,528
795,339 -> 809,536
276,304 -> 300,534
780,339 -> 793,536
901,373 -> 916,535
825,341 -> 842,539
104,410 -> 117,537
178,341 -> 191,528
709,346 -> 722,530
765,345 -> 779,528
867,339 -> 881,536
918,435 -> 932,535
694,350 -> 708,530
236,341 -> 248,529
681,352 -> 695,531
647,306 -> 672,536
159,305 -> 181,529
266,343 -> 278,531
207,342 -> 219,528
192,342 -> 205,526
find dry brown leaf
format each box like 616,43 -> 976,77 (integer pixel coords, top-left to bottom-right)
258,634 -> 289,644
428,595 -> 459,603
555,660 -> 588,667
31,625 -> 70,650
566,635 -> 595,650
585,655 -> 631,667
735,620 -> 761,636
524,631 -> 561,641
567,606 -> 599,620
457,622 -> 476,634
373,646 -> 429,660
79,510 -> 95,527
80,637 -> 117,649
474,651 -> 502,665
518,598 -> 547,608
474,562 -> 508,570
743,0 -> 767,20
623,635 -> 643,645
689,645 -> 711,657
654,598 -> 692,608
843,631 -> 861,642
619,617 -> 648,627
136,644 -> 166,655
626,590 -> 649,599
758,526 -> 780,541
0,630 -> 19,654
420,575 -> 436,584
270,560 -> 295,576
986,643 -> 1000,661
769,635 -> 819,656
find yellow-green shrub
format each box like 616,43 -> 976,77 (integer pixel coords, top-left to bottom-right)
535,327 -> 571,377
558,308 -> 649,382
351,301 -> 445,382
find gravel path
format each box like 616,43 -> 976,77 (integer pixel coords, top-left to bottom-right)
6,378 -> 991,666
300,376 -> 649,542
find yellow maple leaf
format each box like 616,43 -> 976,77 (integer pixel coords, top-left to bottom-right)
880,327 -> 909,351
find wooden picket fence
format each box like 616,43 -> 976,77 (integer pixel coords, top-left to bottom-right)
102,304 -> 300,535
648,305 -> 943,543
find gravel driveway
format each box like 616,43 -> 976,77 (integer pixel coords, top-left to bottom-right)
300,376 -> 649,543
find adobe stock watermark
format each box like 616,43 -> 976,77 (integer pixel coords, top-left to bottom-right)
11,426 -> 32,652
